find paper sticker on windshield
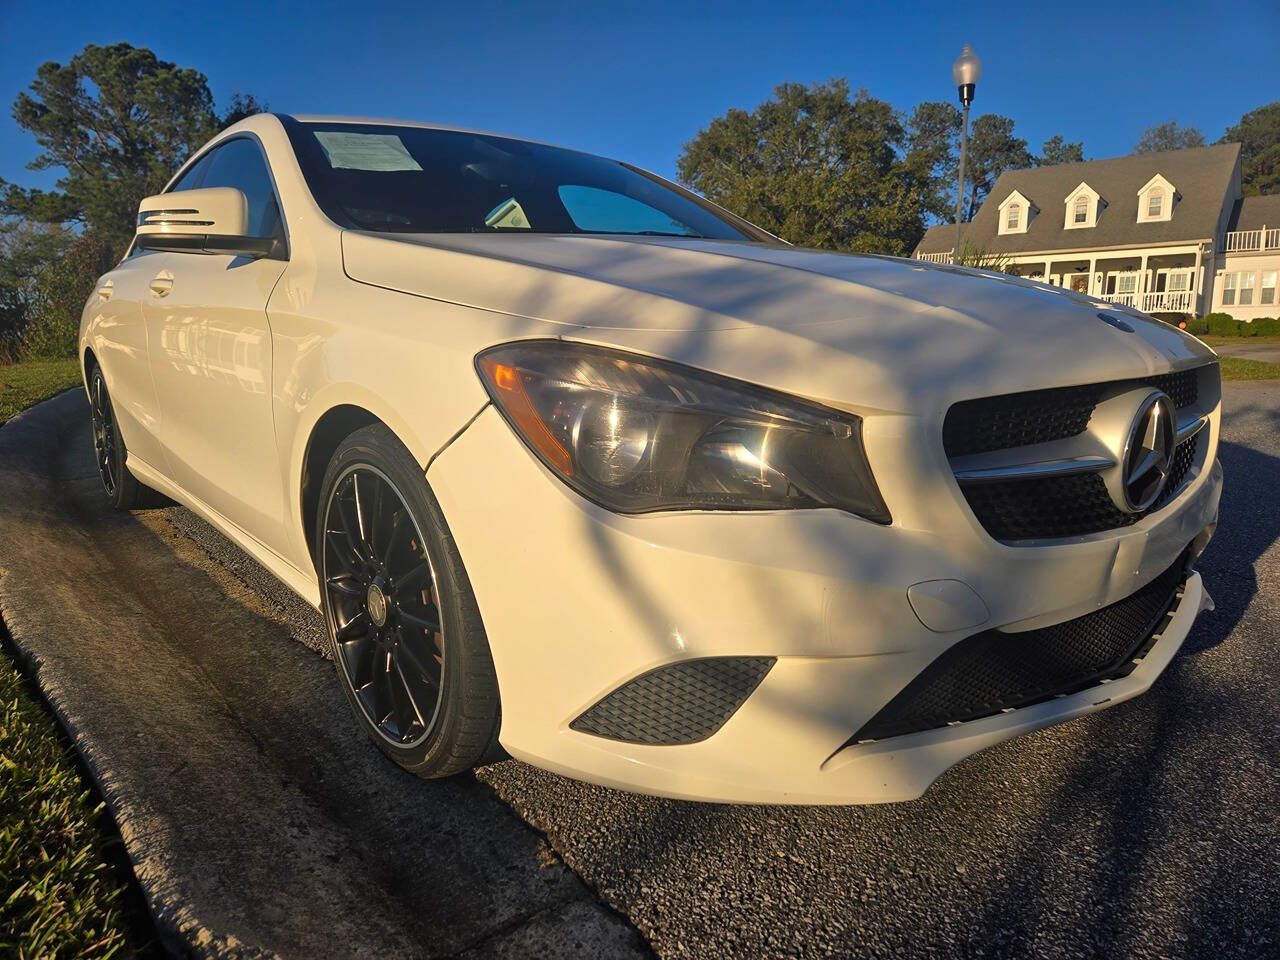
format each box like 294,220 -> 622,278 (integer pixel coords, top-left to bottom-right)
314,132 -> 423,172
484,197 -> 532,229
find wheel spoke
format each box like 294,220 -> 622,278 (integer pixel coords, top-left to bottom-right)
369,477 -> 386,559
395,600 -> 440,633
335,610 -> 369,641
395,561 -> 431,595
389,659 -> 423,735
326,530 -> 364,576
381,509 -> 406,567
325,573 -> 363,598
352,473 -> 374,556
337,490 -> 370,568
395,631 -> 441,684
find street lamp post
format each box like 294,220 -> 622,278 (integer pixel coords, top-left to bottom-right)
952,44 -> 982,261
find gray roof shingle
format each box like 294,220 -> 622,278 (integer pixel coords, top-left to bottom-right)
915,142 -> 1241,255
1228,193 -> 1280,232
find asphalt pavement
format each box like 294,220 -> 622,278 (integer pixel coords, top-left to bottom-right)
1210,339 -> 1280,365
2,382 -> 1277,959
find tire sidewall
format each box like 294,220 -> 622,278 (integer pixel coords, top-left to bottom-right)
91,367 -> 130,510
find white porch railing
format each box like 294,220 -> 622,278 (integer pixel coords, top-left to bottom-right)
1224,225 -> 1280,253
1101,292 -> 1137,307
1099,290 -> 1194,312
916,250 -> 953,263
1139,290 -> 1195,313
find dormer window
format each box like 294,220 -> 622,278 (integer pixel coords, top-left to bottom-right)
1137,174 -> 1176,223
997,189 -> 1033,235
1064,182 -> 1102,229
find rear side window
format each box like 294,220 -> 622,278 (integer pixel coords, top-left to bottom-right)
171,138 -> 282,239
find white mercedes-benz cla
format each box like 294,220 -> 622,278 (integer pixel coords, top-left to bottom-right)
80,114 -> 1221,804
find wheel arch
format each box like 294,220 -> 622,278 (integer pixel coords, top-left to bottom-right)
82,345 -> 99,385
299,404 -> 384,569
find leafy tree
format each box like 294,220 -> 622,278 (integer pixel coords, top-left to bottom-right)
1132,120 -> 1206,154
1035,135 -> 1084,167
963,114 -> 1032,220
21,233 -> 118,359
676,79 -> 932,255
1,43 -> 263,252
221,90 -> 268,129
0,219 -> 72,352
905,101 -> 961,223
1222,101 -> 1280,196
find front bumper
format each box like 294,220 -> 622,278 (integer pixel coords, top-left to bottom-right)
426,406 -> 1222,805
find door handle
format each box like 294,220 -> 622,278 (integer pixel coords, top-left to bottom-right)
149,272 -> 174,297
97,279 -> 114,302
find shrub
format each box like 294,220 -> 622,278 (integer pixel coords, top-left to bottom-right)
1246,316 -> 1279,336
1183,317 -> 1210,335
21,233 -> 118,359
1203,312 -> 1240,336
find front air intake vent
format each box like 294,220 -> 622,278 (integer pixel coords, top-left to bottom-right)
851,556 -> 1187,743
570,657 -> 776,745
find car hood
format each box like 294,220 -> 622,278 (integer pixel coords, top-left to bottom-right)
341,231 -> 1215,413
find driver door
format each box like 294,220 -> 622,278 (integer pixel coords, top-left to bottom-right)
142,137 -> 289,554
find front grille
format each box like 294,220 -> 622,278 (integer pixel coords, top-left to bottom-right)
959,433 -> 1199,540
944,368 -> 1200,458
851,556 -> 1187,743
570,657 -> 775,745
946,365 -> 1211,540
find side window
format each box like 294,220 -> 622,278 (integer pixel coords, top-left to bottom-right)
196,138 -> 283,239
170,151 -> 214,192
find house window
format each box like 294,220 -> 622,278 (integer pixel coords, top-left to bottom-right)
1168,270 -> 1191,292
1239,271 -> 1255,305
1006,203 -> 1021,230
1116,274 -> 1139,295
1262,271 -> 1276,305
1073,196 -> 1089,224
1147,189 -> 1163,218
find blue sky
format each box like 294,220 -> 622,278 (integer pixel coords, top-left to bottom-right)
1,0 -> 1277,193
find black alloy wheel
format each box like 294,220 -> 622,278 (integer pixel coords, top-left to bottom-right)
322,464 -> 445,746
316,423 -> 502,776
88,365 -> 142,509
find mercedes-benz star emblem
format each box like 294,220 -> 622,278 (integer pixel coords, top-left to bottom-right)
366,581 -> 389,628
1120,391 -> 1176,513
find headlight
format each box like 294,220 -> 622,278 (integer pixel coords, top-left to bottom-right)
475,340 -> 889,522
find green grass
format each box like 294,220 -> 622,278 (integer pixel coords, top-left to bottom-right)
1219,355 -> 1280,380
0,358 -> 82,424
1,358 -> 151,958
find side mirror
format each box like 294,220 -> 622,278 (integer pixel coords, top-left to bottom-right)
135,187 -> 275,258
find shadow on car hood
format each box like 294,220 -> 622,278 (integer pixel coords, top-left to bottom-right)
341,231 -> 1215,409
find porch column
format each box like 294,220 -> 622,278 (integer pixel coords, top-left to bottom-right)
1192,244 -> 1204,315
1088,256 -> 1097,295
1044,260 -> 1053,284
1139,254 -> 1149,291
1139,253 -> 1150,309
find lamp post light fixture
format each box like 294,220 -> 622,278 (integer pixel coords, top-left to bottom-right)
953,43 -> 982,260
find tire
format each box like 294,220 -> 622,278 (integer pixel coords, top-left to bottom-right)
316,423 -> 503,777
88,364 -> 144,510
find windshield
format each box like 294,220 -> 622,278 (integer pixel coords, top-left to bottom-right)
282,118 -> 762,240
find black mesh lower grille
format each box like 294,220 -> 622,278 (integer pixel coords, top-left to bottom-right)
852,557 -> 1187,743
570,657 -> 776,745
959,433 -> 1199,540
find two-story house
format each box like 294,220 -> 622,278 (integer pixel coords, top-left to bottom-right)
912,143 -> 1280,320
